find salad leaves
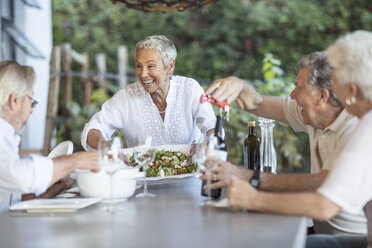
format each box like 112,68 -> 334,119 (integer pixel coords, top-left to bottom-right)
129,150 -> 198,177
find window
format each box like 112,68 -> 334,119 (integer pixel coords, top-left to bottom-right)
1,0 -> 45,60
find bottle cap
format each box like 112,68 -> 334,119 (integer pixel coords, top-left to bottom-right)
248,121 -> 256,126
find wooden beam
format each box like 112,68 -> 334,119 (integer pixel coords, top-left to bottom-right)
43,46 -> 61,156
118,45 -> 128,88
80,53 -> 92,105
96,53 -> 107,94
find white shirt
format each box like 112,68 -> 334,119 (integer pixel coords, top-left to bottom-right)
81,75 -> 216,149
318,109 -> 372,215
283,98 -> 367,235
0,118 -> 54,203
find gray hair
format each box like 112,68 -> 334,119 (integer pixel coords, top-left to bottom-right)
135,35 -> 177,68
0,60 -> 36,115
326,30 -> 372,103
296,51 -> 340,106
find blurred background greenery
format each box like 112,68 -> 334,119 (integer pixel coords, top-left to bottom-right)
52,0 -> 372,173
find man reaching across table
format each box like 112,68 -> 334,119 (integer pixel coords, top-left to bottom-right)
202,51 -> 366,236
0,60 -> 99,205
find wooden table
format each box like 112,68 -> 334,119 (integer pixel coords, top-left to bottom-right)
0,178 -> 306,248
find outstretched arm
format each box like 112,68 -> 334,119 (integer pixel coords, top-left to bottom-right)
203,158 -> 329,192
50,151 -> 99,186
206,76 -> 288,124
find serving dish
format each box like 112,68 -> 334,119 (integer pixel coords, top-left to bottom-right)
75,167 -> 144,199
123,144 -> 198,185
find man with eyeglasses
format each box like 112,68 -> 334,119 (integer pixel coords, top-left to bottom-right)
26,95 -> 38,109
0,60 -> 99,205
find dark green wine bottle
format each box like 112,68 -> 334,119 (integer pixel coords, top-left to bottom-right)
244,121 -> 261,171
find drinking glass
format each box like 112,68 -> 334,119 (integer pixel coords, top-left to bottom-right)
99,137 -> 125,212
134,147 -> 156,198
193,137 -> 214,206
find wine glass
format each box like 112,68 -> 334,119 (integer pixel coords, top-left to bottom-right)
194,136 -> 214,206
134,146 -> 156,198
99,137 -> 125,212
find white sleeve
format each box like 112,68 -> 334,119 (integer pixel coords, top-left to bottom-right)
0,152 -> 53,195
190,80 -> 216,134
81,90 -> 127,150
317,112 -> 372,214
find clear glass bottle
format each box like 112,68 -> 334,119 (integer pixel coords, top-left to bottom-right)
258,117 -> 277,173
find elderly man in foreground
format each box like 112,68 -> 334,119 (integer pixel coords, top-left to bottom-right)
0,60 -> 99,204
203,51 -> 367,235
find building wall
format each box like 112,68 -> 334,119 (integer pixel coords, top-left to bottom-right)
17,1 -> 52,152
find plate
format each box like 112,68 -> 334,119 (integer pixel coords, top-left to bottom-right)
9,198 -> 101,213
138,172 -> 199,185
123,144 -> 197,185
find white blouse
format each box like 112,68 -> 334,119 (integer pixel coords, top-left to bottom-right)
81,75 -> 216,149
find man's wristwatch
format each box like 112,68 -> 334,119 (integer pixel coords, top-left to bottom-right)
249,170 -> 260,189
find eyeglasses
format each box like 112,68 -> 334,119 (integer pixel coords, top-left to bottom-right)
26,95 -> 38,109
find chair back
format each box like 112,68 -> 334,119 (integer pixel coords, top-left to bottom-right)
47,141 -> 74,158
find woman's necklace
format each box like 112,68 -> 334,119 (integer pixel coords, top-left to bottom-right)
158,109 -> 166,114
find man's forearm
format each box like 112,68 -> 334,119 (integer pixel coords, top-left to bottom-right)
253,191 -> 340,220
260,170 -> 329,192
50,156 -> 77,186
252,96 -> 288,123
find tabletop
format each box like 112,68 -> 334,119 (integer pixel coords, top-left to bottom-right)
0,178 -> 306,248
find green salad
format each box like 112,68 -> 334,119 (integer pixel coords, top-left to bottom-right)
128,150 -> 198,177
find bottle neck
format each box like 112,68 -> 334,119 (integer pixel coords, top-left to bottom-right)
215,115 -> 224,139
248,125 -> 255,135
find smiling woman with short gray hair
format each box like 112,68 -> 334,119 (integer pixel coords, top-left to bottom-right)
82,35 -> 216,149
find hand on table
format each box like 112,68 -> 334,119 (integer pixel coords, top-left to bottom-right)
200,158 -> 241,190
228,176 -> 257,210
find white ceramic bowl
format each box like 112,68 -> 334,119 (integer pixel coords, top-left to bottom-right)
75,167 -> 144,200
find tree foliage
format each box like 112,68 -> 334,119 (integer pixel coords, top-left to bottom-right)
52,0 -> 372,172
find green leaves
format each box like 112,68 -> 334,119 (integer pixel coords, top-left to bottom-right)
52,0 -> 371,172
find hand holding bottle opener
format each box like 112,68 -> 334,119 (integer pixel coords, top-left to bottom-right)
200,94 -> 231,121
